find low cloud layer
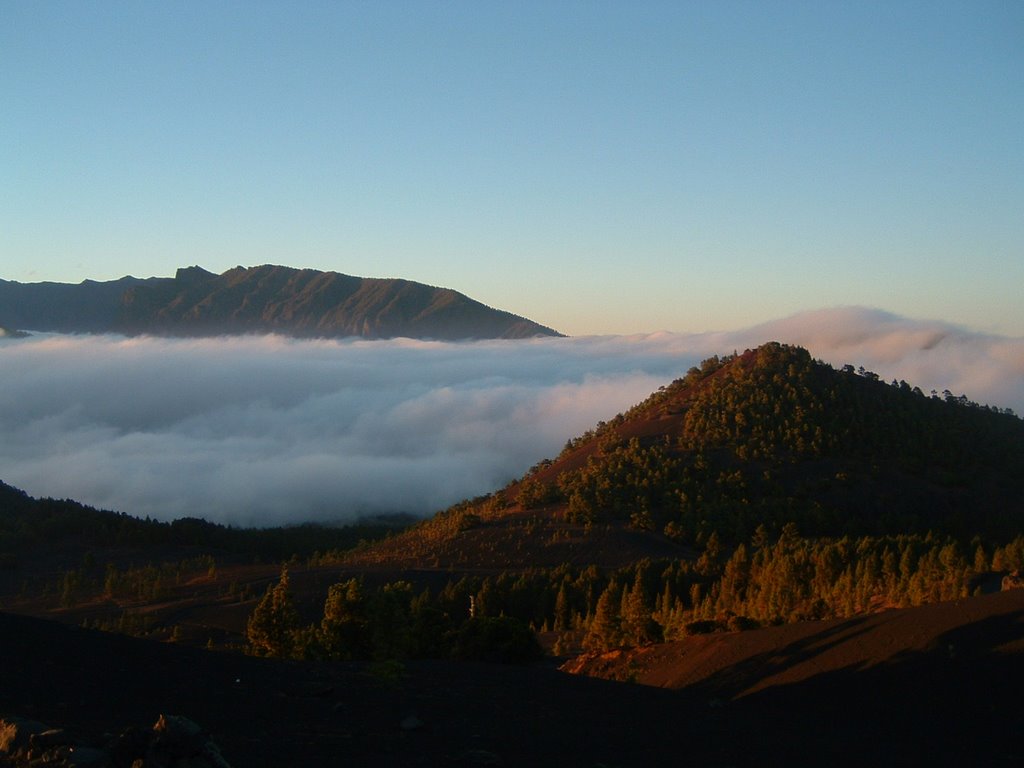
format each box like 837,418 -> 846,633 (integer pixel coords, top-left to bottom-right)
1,307 -> 1021,526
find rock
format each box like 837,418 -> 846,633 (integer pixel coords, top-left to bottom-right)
147,715 -> 231,768
399,714 -> 424,731
0,717 -> 50,756
65,746 -> 111,766
30,728 -> 80,752
457,748 -> 504,766
0,714 -> 227,768
107,726 -> 151,767
152,715 -> 205,758
1002,570 -> 1024,591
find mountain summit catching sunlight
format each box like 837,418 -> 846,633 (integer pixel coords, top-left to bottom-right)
353,342 -> 1024,569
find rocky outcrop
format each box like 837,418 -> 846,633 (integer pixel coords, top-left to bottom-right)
0,714 -> 230,768
1001,570 -> 1024,591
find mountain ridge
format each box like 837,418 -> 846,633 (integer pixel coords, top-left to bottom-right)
0,264 -> 563,340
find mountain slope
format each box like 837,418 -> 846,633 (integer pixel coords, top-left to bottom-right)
561,587 -> 1024,766
0,265 -> 562,340
538,342 -> 1023,538
564,587 -> 1024,695
352,342 -> 1024,568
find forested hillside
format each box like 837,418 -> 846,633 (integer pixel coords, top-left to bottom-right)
316,342 -> 1024,657
0,480 -> 399,565
537,342 -> 1023,541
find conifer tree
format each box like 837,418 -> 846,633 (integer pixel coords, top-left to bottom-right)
246,566 -> 300,658
318,577 -> 369,660
584,582 -> 622,651
620,571 -> 658,646
554,584 -> 571,632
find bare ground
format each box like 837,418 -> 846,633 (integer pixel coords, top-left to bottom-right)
3,589 -> 1024,766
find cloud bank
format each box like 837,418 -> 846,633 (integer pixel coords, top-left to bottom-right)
1,308 -> 1021,526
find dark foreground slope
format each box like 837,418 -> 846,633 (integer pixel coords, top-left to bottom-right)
0,265 -> 562,340
3,591 -> 1023,767
566,588 -> 1024,695
565,588 -> 1024,766
0,610 -> 711,768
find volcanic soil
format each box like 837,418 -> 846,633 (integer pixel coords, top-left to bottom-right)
3,588 -> 1023,767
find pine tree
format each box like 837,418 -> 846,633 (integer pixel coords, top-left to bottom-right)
584,582 -> 621,651
620,572 -> 658,647
246,566 -> 300,658
973,544 -> 989,573
318,578 -> 368,660
553,584 -> 571,632
369,580 -> 414,660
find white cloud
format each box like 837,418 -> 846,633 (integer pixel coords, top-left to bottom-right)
0,308 -> 1020,526
731,308 -> 1024,411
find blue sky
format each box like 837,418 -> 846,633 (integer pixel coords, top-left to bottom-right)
3,2 -> 1022,336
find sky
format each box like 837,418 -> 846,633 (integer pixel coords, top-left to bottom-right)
1,309 -> 1021,526
2,2 -> 1022,337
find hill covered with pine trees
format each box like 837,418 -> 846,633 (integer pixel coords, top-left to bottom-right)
325,343 -> 1024,655
353,342 -> 1024,568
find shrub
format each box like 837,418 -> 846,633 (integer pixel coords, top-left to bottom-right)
452,616 -> 544,663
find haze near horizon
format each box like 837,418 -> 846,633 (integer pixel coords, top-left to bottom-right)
3,3 -> 1022,336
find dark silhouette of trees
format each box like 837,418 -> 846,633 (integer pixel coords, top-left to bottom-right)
246,566 -> 300,658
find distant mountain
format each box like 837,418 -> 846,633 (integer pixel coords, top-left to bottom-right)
0,265 -> 563,340
0,275 -> 162,333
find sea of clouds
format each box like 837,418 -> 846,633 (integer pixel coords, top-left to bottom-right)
1,307 -> 1021,526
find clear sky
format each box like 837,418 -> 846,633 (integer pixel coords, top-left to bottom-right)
3,2 -> 1022,337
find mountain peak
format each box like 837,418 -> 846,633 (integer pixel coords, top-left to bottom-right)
173,265 -> 217,283
350,342 -> 1024,569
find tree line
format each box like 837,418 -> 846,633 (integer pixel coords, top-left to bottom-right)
245,568 -> 543,664
245,529 -> 1024,660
